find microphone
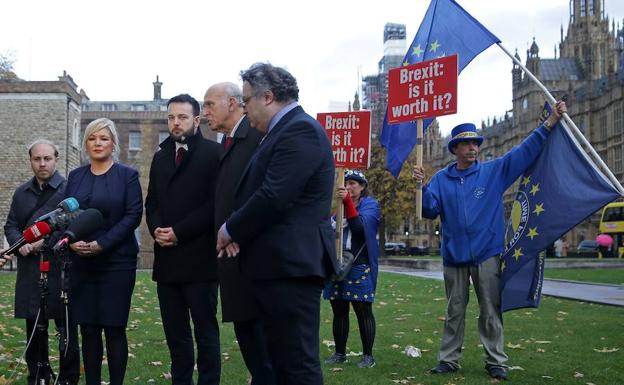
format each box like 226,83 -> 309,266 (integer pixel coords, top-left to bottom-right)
35,197 -> 80,225
46,209 -> 84,231
53,209 -> 105,252
0,221 -> 53,258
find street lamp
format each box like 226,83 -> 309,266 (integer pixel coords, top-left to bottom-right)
405,231 -> 410,248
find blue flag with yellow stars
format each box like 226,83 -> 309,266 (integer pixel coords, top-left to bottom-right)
500,111 -> 621,312
380,0 -> 500,177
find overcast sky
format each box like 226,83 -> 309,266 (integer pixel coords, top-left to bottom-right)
3,0 -> 624,135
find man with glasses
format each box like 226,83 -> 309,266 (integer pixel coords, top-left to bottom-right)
217,63 -> 337,385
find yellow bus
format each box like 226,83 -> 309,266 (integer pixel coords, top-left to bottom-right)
599,201 -> 624,258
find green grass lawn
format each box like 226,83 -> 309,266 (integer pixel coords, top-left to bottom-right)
0,271 -> 622,385
544,268 -> 624,285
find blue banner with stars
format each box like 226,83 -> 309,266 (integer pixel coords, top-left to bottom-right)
380,0 -> 500,177
500,116 -> 621,312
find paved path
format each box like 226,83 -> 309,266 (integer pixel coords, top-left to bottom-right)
380,265 -> 624,307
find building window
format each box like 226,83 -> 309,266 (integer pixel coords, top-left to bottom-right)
159,105 -> 168,112
522,96 -> 528,111
580,0 -> 586,17
159,132 -> 169,145
129,132 -> 142,151
72,119 -> 80,147
131,104 -> 146,112
615,144 -> 623,173
599,113 -> 607,140
101,103 -> 117,112
614,102 -> 623,135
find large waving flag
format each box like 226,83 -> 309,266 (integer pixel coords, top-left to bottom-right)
500,115 -> 621,312
380,0 -> 500,177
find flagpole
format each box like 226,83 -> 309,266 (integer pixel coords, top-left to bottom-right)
415,119 -> 424,220
335,168 -> 345,264
496,42 -> 624,196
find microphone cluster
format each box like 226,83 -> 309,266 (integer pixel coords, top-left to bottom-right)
0,197 -> 104,259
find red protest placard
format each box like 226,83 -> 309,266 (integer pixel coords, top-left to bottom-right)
387,54 -> 458,124
317,111 -> 371,169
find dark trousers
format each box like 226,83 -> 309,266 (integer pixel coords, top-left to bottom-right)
253,277 -> 324,385
234,319 -> 275,385
25,318 -> 80,385
157,281 -> 220,385
80,325 -> 128,385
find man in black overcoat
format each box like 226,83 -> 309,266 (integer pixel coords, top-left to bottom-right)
145,94 -> 222,385
203,82 -> 273,385
3,139 -> 80,385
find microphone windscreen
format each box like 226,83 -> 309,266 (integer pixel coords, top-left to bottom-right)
59,197 -> 80,213
65,208 -> 105,242
23,221 -> 53,242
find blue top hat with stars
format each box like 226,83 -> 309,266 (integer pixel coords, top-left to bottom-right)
447,123 -> 484,154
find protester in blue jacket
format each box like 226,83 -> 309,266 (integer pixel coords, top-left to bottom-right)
323,170 -> 381,369
413,101 -> 566,381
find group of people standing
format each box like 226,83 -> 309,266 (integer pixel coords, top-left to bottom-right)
1,63 -> 382,385
1,59 -> 570,384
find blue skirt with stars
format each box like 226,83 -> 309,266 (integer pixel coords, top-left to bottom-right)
323,264 -> 375,303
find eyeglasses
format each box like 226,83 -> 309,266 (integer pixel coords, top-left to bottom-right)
241,95 -> 253,108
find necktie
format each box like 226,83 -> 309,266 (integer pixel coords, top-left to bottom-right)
175,147 -> 186,167
224,137 -> 233,150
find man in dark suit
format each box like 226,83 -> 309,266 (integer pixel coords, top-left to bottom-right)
145,94 -> 222,385
216,63 -> 337,385
203,82 -> 273,385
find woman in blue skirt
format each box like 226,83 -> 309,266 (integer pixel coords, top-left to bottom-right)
323,170 -> 381,368
66,118 -> 143,385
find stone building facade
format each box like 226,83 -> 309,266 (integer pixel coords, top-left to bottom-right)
0,72 -> 83,250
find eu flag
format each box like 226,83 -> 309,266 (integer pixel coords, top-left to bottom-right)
380,0 -> 500,177
500,118 -> 621,312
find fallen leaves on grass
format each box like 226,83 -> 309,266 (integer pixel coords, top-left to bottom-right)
592,347 -> 619,353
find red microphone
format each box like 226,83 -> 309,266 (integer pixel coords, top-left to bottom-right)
0,221 -> 53,258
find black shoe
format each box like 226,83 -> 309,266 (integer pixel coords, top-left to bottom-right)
487,366 -> 508,380
430,362 -> 457,374
324,352 -> 347,364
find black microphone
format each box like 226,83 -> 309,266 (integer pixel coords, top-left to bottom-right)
52,209 -> 105,252
35,197 -> 80,224
47,209 -> 84,231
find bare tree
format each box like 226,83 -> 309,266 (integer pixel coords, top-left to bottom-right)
0,50 -> 19,80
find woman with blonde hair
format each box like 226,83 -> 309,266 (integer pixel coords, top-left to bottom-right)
65,118 -> 143,385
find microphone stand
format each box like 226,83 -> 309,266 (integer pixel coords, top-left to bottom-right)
34,237 -> 56,385
55,240 -> 72,359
